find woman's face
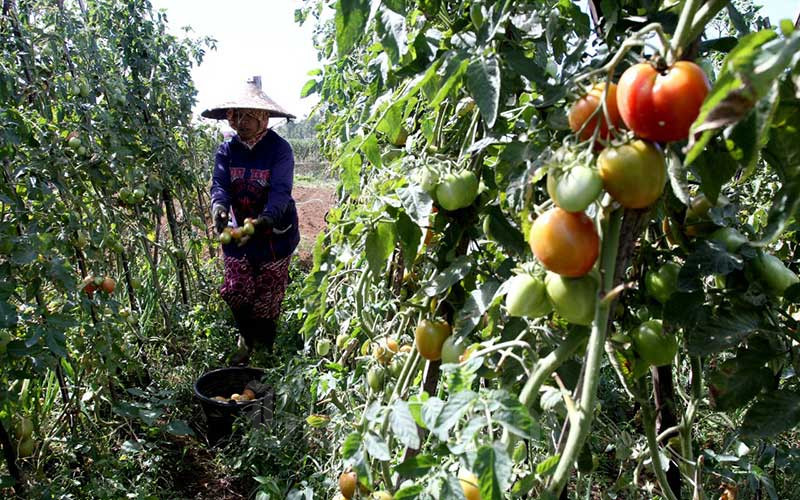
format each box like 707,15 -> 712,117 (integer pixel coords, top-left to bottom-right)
228,109 -> 269,137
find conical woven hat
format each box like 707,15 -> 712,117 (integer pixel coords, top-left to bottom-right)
201,81 -> 296,120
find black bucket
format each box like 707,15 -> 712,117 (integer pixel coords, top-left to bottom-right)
193,367 -> 274,445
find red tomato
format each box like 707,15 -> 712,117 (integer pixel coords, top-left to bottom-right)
569,82 -> 622,142
617,61 -> 710,142
597,140 -> 666,209
529,208 -> 599,277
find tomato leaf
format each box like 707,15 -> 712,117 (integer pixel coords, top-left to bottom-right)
440,474 -> 467,500
334,0 -> 369,57
397,185 -> 434,227
482,205 -> 527,256
431,52 -> 470,109
678,240 -> 744,292
164,419 -> 195,437
466,55 -> 501,128
432,390 -> 478,440
473,443 -> 512,499
755,177 -> 800,245
491,390 -> 539,439
742,390 -> 800,438
728,82 -> 780,182
420,396 -> 445,432
690,144 -> 738,206
394,454 -> 436,478
536,454 -> 561,476
453,280 -> 501,338
684,309 -> 761,356
666,148 -> 691,206
390,399 -> 421,449
423,256 -> 474,296
364,431 -> 391,461
341,432 -> 363,459
396,211 -> 422,269
393,484 -> 424,500
365,221 -> 396,279
377,7 -> 409,65
708,361 -> 772,411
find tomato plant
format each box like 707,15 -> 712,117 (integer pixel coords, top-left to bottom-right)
597,140 -> 666,209
529,207 -> 599,277
617,61 -> 710,143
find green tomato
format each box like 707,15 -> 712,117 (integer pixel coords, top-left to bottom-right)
419,168 -> 439,196
751,253 -> 799,296
315,338 -> 331,356
549,166 -> 603,213
504,274 -> 552,318
79,82 -> 91,97
645,262 -> 681,304
367,366 -> 385,391
336,333 -> 351,350
709,227 -> 748,253
440,336 -> 466,364
435,170 -> 479,211
17,437 -> 35,458
631,319 -> 677,367
389,355 -> 405,377
545,272 -> 597,325
14,417 -> 33,440
67,136 -> 82,149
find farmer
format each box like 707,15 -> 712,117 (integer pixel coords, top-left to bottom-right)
201,78 -> 300,365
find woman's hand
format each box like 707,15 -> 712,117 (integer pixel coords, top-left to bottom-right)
212,204 -> 229,234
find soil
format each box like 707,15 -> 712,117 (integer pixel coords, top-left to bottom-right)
293,184 -> 336,268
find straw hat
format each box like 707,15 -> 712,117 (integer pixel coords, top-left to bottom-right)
201,78 -> 296,120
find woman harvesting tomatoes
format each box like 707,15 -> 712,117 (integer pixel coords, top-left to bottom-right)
202,78 -> 300,365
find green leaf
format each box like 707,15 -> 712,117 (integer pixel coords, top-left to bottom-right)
725,3 -> 750,36
685,309 -> 761,356
764,87 -> 800,181
474,442 -> 513,499
440,474 -> 467,500
466,55 -> 501,128
742,390 -> 800,438
667,149 -> 691,206
377,7 -> 408,64
708,360 -> 772,411
756,177 -> 800,244
396,211 -> 422,269
300,78 -> 318,98
361,134 -> 382,168
365,221 -> 396,279
382,0 -> 407,15
377,101 -> 406,145
335,0 -> 369,57
45,328 -> 67,358
432,390 -> 477,440
363,431 -> 391,461
423,256 -> 474,296
390,399 -> 421,449
394,484 -> 424,500
394,454 -> 436,478
482,205 -> 527,255
397,185 -> 433,227
729,83 -> 780,181
431,53 -> 469,109
536,454 -> 561,476
341,432 -> 363,459
340,151 -> 363,196
454,280 -> 500,337
691,144 -> 739,205
492,391 -> 538,439
164,419 -> 195,436
0,300 -> 18,328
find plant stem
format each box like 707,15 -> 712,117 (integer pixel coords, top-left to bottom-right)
643,406 -> 681,500
670,0 -> 703,63
545,209 -> 623,497
686,0 -> 729,46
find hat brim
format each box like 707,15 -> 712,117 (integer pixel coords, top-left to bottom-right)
201,105 -> 296,121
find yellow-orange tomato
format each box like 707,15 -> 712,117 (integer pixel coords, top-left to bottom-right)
529,208 -> 599,277
339,471 -> 357,499
458,469 -> 481,500
597,140 -> 666,209
568,82 -> 622,142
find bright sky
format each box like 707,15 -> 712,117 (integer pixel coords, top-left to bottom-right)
152,0 -> 799,122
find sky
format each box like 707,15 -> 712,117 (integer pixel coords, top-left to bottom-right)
151,0 -> 799,122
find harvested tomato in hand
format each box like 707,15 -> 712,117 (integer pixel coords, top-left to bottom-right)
529,208 -> 599,277
617,61 -> 710,143
568,82 -> 622,142
415,318 -> 451,361
597,140 -> 666,209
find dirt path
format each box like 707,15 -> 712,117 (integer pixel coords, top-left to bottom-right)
293,184 -> 336,267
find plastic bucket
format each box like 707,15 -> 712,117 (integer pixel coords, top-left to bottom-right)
193,367 -> 274,445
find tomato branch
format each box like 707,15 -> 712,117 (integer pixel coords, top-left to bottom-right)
669,0 -> 703,63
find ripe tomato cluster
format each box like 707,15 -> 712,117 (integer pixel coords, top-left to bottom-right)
219,218 -> 256,245
81,275 -> 116,298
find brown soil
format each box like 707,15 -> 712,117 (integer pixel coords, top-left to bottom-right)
294,184 -> 336,268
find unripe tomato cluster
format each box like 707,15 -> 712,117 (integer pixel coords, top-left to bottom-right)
13,416 -> 36,459
420,167 -> 480,212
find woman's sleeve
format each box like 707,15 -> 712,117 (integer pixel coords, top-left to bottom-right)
262,142 -> 294,222
211,143 -> 231,208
